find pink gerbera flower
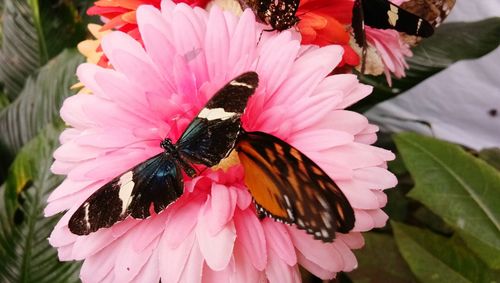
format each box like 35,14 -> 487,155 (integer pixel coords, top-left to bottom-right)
46,1 -> 396,282
365,26 -> 413,85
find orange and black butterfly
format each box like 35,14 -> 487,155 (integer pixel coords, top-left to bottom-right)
237,131 -> 355,242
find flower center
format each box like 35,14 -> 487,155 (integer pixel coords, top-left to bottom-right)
211,150 -> 241,171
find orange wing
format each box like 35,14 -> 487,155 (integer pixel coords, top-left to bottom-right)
236,131 -> 355,242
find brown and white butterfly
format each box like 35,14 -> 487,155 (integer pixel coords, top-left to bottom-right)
400,0 -> 456,45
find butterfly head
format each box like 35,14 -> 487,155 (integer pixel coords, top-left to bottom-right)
160,138 -> 176,154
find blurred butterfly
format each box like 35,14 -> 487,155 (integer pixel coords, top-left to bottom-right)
238,0 -> 300,31
399,0 -> 456,45
68,72 -> 259,235
401,0 -> 455,28
237,131 -> 355,242
352,0 -> 435,72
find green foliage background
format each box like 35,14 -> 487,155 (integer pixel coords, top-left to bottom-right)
0,0 -> 498,282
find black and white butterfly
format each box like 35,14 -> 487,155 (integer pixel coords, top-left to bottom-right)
352,0 -> 435,72
68,72 -> 259,235
352,0 -> 434,40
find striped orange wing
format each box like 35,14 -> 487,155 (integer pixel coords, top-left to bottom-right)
236,131 -> 355,242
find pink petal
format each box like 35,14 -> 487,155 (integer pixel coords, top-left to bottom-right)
136,6 -> 175,80
80,240 -> 121,282
48,211 -> 78,247
131,211 -> 169,253
323,143 -> 386,170
317,110 -> 369,135
337,232 -> 365,250
177,241 -> 204,283
202,261 -> 232,283
233,208 -> 267,271
368,209 -> 389,228
47,179 -> 96,203
332,239 -> 358,272
101,32 -> 169,96
66,149 -> 151,181
159,231 -> 196,283
232,241 -> 264,283
373,190 -> 388,207
196,201 -> 236,271
353,167 -> 397,190
287,227 -> 344,272
53,141 -> 103,163
170,5 -> 209,85
256,31 -> 300,97
265,248 -> 301,283
262,219 -> 297,266
228,10 -> 257,75
131,247 -> 160,283
336,180 -> 381,209
352,210 -> 375,232
163,193 -> 205,248
207,183 -> 238,235
297,252 -> 336,280
113,237 -> 158,282
204,6 -> 230,80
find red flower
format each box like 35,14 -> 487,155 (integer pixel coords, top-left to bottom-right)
88,0 -> 210,32
297,0 -> 359,67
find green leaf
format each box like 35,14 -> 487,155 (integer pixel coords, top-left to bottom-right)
350,232 -> 417,283
0,49 -> 83,153
393,222 -> 499,283
0,0 -> 39,100
351,18 -> 500,112
38,0 -> 86,60
394,133 -> 500,269
479,148 -> 500,171
0,123 -> 80,283
0,0 -> 85,100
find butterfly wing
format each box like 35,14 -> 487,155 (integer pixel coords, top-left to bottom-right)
236,131 -> 355,242
401,0 -> 456,28
352,0 -> 366,48
177,72 -> 258,167
238,0 -> 299,31
261,0 -> 300,31
68,153 -> 183,235
361,0 -> 434,37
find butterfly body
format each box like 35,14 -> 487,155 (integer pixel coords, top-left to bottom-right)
240,0 -> 300,31
69,72 -> 259,235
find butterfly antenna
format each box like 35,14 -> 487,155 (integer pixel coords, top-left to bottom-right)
253,54 -> 263,73
257,29 -> 265,45
360,39 -> 367,75
257,27 -> 276,45
355,0 -> 367,75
